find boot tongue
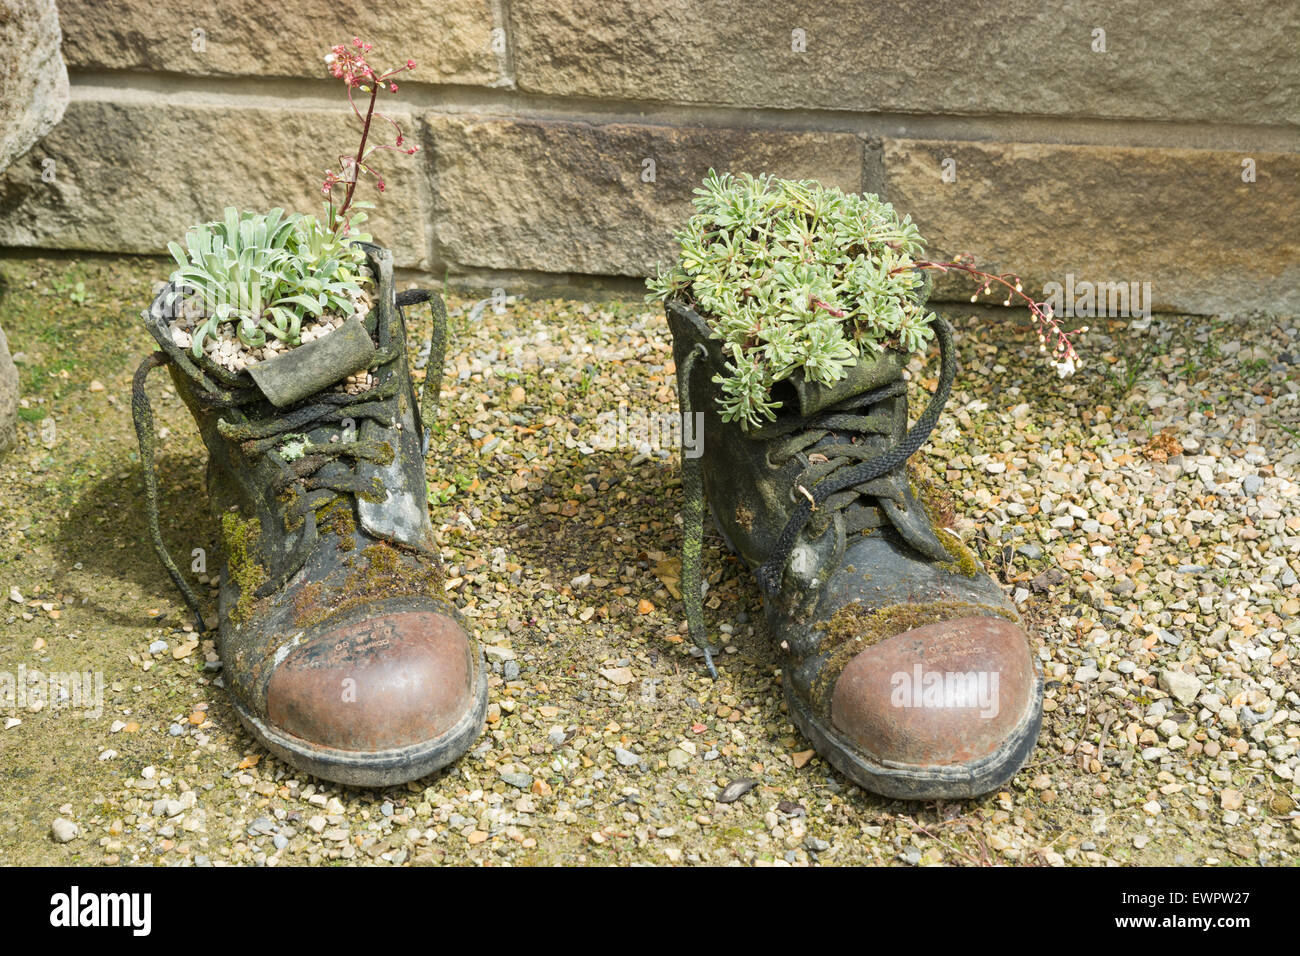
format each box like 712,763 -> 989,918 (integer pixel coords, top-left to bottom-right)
788,350 -> 904,416
783,348 -> 954,564
247,315 -> 376,408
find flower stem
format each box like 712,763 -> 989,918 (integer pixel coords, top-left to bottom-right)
335,81 -> 379,235
895,257 -> 1085,366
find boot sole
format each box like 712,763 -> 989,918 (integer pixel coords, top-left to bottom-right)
229,660 -> 489,788
784,673 -> 1044,800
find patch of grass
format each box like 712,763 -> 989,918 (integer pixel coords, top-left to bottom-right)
53,279 -> 89,305
1271,419 -> 1300,442
1104,345 -> 1155,402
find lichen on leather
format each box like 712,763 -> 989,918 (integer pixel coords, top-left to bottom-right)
909,466 -> 957,531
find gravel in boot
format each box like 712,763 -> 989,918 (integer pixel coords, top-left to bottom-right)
131,245 -> 486,787
668,299 -> 1042,799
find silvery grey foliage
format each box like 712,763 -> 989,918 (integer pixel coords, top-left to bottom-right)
166,205 -> 372,357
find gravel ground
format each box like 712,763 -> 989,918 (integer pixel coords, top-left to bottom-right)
1,255 -> 1298,866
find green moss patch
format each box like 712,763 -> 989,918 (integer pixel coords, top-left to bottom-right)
292,542 -> 446,630
220,510 -> 267,624
314,496 -> 357,552
909,468 -> 957,531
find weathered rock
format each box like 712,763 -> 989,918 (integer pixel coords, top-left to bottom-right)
1159,668 -> 1203,706
880,139 -> 1300,316
59,0 -> 503,86
0,0 -> 69,172
50,817 -> 78,842
512,1 -> 1300,126
426,115 -> 863,276
0,323 -> 17,456
0,99 -> 431,269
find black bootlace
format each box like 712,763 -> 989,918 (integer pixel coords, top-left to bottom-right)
131,288 -> 448,626
677,314 -> 956,677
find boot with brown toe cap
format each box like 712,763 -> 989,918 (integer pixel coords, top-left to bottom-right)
668,292 -> 1043,800
133,245 -> 486,787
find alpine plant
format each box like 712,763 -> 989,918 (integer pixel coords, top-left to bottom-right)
648,170 -> 1083,428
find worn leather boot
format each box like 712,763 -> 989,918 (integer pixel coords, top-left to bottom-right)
133,244 -> 486,787
668,297 -> 1042,799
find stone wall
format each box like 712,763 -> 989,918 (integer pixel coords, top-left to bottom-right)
1,0 -> 69,455
0,0 -> 68,172
2,1 -> 1297,313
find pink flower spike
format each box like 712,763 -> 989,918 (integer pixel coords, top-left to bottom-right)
322,42 -> 420,237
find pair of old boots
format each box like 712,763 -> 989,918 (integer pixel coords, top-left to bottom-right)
135,246 -> 1041,797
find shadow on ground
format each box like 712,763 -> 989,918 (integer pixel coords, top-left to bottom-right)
49,449 -> 217,630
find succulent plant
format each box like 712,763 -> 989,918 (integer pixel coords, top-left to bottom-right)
162,41 -> 423,365
166,205 -> 372,358
647,171 -> 936,428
